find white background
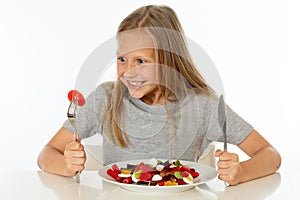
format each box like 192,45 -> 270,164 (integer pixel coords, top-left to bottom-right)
0,0 -> 298,172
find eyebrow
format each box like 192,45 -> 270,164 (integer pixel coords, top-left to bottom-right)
116,52 -> 153,59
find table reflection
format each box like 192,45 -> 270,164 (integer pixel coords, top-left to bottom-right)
37,171 -> 280,200
202,173 -> 281,200
38,172 -> 103,200
98,182 -> 217,200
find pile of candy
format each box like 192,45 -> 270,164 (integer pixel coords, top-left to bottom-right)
106,159 -> 200,186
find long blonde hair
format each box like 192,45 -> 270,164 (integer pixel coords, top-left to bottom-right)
104,5 -> 213,147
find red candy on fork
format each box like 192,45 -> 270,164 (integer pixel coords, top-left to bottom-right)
68,90 -> 86,107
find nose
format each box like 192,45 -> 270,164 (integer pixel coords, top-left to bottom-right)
127,60 -> 136,70
123,61 -> 137,78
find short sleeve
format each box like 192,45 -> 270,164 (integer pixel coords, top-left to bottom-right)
203,96 -> 254,145
63,82 -> 112,139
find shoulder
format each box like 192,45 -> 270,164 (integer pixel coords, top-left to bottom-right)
95,81 -> 114,97
186,89 -> 216,105
83,81 -> 114,107
97,81 -> 114,91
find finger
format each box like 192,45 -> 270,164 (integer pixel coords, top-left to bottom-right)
71,157 -> 86,166
68,164 -> 85,174
74,143 -> 84,151
218,174 -> 231,182
217,167 -> 233,175
66,148 -> 86,158
71,150 -> 86,158
68,142 -> 80,150
68,142 -> 85,151
220,152 -> 239,162
217,160 -> 231,169
218,174 -> 239,186
64,148 -> 85,161
219,152 -> 239,162
65,140 -> 80,150
219,153 -> 232,161
215,149 -> 223,157
74,164 -> 85,174
65,154 -> 86,165
65,157 -> 85,168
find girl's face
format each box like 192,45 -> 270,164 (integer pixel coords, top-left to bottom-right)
117,31 -> 162,104
117,48 -> 162,104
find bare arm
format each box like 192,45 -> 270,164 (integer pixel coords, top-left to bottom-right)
238,130 -> 281,181
37,127 -> 86,177
215,130 -> 281,185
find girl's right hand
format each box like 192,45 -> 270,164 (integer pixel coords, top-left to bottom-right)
63,138 -> 86,176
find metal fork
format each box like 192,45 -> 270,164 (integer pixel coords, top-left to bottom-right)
67,97 -> 80,183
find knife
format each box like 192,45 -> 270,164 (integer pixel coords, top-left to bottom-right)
218,95 -> 230,186
218,94 -> 227,152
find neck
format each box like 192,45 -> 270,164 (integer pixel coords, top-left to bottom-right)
141,94 -> 166,105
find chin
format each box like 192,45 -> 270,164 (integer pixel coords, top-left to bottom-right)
129,91 -> 144,99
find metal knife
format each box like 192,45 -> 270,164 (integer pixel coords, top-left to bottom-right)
218,94 -> 227,152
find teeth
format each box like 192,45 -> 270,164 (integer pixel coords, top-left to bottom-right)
129,81 -> 143,86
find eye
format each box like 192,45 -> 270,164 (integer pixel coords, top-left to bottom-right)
137,58 -> 147,64
117,57 -> 127,62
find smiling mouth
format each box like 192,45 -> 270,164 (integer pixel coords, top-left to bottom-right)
127,80 -> 146,87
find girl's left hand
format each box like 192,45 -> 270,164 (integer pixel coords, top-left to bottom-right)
215,149 -> 244,186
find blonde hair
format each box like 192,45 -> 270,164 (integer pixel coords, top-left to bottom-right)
104,5 -> 213,147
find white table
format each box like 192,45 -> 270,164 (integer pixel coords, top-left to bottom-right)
0,169 -> 296,199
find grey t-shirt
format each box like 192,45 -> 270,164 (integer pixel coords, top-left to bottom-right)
63,82 -> 253,164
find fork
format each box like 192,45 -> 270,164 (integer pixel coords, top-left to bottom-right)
67,97 -> 81,183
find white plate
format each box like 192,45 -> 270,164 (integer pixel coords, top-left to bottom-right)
98,159 -> 217,193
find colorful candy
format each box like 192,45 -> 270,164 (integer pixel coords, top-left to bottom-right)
106,159 -> 200,186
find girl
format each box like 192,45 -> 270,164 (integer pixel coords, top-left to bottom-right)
38,5 -> 281,186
